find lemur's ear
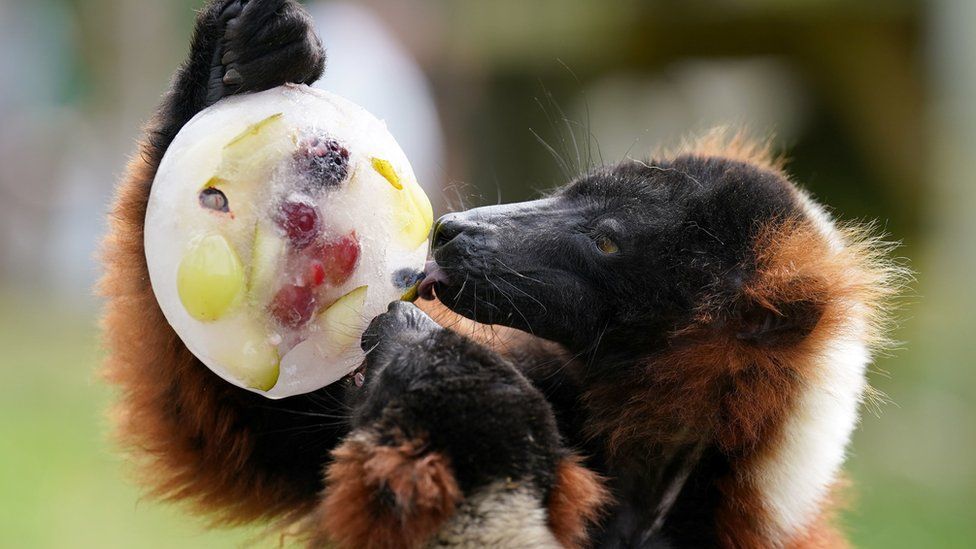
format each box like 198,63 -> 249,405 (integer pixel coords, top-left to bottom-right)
317,432 -> 461,549
547,455 -> 610,549
734,297 -> 824,347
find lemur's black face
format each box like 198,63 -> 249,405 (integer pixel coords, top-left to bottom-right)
351,301 -> 564,494
425,157 -> 802,356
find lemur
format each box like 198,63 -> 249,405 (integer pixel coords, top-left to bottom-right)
101,0 -> 901,547
419,138 -> 902,547
317,301 -> 607,548
101,1 -> 604,547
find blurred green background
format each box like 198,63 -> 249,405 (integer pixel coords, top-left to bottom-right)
1,0 -> 973,547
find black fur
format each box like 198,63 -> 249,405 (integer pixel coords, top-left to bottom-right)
428,157 -> 809,546
356,301 -> 564,497
142,2 -> 818,545
431,157 -> 802,358
141,0 -> 568,526
146,0 -> 323,162
141,0 -> 342,505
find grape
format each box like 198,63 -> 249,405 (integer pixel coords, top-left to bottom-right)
306,261 -> 326,287
316,232 -> 360,286
199,187 -> 229,212
392,268 -> 424,290
269,284 -> 316,328
276,200 -> 320,249
177,234 -> 244,321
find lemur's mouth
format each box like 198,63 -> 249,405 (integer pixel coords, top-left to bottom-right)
418,259 -> 449,301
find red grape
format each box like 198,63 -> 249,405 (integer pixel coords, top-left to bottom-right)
306,260 -> 326,287
269,284 -> 316,328
318,232 -> 360,286
276,200 -> 320,249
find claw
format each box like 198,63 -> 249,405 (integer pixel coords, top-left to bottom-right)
223,68 -> 243,85
219,0 -> 244,22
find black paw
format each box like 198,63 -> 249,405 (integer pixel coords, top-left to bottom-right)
361,301 -> 440,356
201,0 -> 325,105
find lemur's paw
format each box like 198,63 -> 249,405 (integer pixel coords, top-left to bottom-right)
204,0 -> 325,105
361,301 -> 441,356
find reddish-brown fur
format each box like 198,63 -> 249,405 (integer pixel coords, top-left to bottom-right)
100,147 -> 319,526
547,455 -> 612,549
316,432 -> 461,549
581,155 -> 899,547
785,481 -> 851,549
102,130 -> 894,546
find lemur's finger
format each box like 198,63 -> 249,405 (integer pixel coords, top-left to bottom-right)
226,37 -> 323,90
204,0 -> 324,105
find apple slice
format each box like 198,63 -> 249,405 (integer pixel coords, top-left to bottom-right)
315,285 -> 368,351
371,157 -> 403,190
202,113 -> 293,221
177,234 -> 245,321
248,223 -> 286,303
212,316 -> 280,391
370,156 -> 432,249
222,113 -> 290,174
394,178 -> 434,249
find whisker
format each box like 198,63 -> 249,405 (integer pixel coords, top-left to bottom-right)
483,266 -> 534,335
492,256 -> 547,285
530,126 -> 573,180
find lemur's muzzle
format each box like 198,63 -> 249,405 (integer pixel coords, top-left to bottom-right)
420,199 -> 558,301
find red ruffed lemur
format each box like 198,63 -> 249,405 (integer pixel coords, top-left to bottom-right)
101,0 -> 902,547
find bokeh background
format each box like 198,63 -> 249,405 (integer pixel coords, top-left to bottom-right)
1,0 -> 973,546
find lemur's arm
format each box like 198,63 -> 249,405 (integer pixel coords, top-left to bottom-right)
418,300 -> 594,453
101,0 -> 348,525
145,0 -> 323,163
314,303 -> 608,548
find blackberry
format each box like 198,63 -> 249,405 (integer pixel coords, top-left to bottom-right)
392,268 -> 425,290
295,135 -> 350,189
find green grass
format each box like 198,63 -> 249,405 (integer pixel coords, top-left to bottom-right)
0,292 -> 972,547
0,295 -> 254,548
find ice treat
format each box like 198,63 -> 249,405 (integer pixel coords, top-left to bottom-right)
144,85 -> 432,398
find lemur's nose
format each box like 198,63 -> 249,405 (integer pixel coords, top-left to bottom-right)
430,216 -> 455,250
432,212 -> 480,250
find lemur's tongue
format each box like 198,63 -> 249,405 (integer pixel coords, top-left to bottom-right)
418,260 -> 448,301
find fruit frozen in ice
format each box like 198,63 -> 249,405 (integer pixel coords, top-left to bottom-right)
296,135 -> 350,189
394,181 -> 434,248
315,285 -> 368,351
393,268 -> 425,301
145,85 -> 432,398
212,316 -> 280,391
248,223 -> 286,302
198,187 -> 229,212
316,232 -> 361,286
270,283 -> 317,329
371,157 -> 402,190
276,200 -> 320,249
177,234 -> 245,321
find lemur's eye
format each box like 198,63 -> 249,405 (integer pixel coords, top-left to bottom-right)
199,188 -> 229,212
595,235 -> 619,255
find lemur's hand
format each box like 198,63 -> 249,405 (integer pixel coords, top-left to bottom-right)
148,0 -> 325,158
361,301 -> 442,359
202,0 -> 325,105
322,302 -> 608,548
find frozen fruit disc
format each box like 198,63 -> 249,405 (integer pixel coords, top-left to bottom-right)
145,84 -> 432,398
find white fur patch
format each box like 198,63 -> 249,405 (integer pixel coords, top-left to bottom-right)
752,333 -> 869,544
427,482 -> 560,548
795,189 -> 844,252
751,196 -> 871,544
